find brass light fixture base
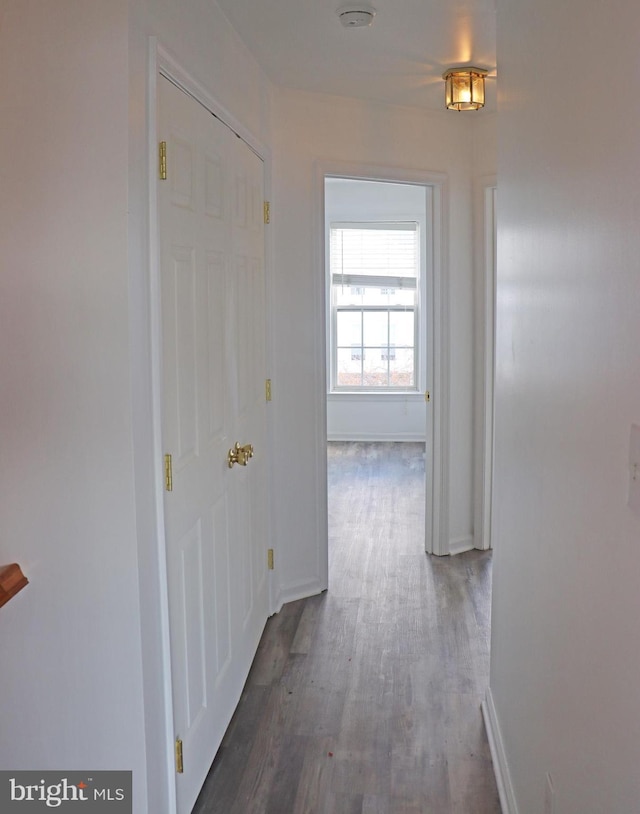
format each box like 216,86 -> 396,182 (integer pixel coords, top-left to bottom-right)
442,67 -> 488,111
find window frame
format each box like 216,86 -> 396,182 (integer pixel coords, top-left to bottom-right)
329,221 -> 420,393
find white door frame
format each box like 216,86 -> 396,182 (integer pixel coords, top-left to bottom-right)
473,176 -> 497,550
144,39 -> 274,814
315,160 -> 450,557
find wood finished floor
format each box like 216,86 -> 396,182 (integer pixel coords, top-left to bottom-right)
193,442 -> 501,814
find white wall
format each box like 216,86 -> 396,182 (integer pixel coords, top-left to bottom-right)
488,0 -> 640,811
328,394 -> 426,441
325,178 -> 428,441
0,2 -> 274,813
0,2 -> 148,810
473,113 -> 498,179
270,86 -> 480,588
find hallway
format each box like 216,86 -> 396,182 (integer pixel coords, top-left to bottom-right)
193,442 -> 500,813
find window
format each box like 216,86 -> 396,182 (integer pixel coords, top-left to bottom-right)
330,222 -> 419,390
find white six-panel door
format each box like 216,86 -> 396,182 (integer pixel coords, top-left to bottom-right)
158,75 -> 269,814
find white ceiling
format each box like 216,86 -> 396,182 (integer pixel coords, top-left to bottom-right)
216,0 -> 497,113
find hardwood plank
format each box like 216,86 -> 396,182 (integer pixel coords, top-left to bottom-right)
362,794 -> 390,814
290,593 -> 325,654
247,599 -> 307,686
225,684 -> 300,814
263,734 -> 308,814
291,736 -> 337,814
448,756 -> 502,814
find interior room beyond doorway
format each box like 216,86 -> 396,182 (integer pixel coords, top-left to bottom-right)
325,177 -> 430,444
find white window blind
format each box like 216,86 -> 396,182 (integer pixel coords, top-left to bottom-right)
330,223 -> 418,290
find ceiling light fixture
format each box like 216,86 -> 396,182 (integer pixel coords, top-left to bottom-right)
442,67 -> 488,111
337,4 -> 376,28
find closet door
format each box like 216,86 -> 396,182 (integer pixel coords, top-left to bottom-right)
159,75 -> 268,814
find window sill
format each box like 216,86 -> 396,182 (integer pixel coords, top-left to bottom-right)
327,391 -> 423,401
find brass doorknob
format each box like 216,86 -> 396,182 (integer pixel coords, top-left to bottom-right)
227,442 -> 254,468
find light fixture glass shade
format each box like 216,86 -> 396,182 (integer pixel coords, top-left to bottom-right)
442,67 -> 487,111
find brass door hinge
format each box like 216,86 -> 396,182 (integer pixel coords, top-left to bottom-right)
159,141 -> 167,181
265,379 -> 272,402
425,390 -> 431,403
175,738 -> 184,774
263,201 -> 270,225
267,549 -> 274,570
164,453 -> 173,492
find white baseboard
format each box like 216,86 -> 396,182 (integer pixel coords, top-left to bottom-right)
449,535 -> 474,555
271,577 -> 326,615
482,688 -> 519,814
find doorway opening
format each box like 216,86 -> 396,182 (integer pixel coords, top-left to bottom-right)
323,175 -> 438,560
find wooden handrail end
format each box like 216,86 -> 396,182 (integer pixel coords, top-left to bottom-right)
0,563 -> 29,608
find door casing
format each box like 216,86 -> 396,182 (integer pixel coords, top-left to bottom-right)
473,176 -> 497,551
143,41 -> 274,814
314,161 -> 450,558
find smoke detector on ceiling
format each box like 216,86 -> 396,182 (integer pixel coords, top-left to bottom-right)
337,4 -> 376,28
